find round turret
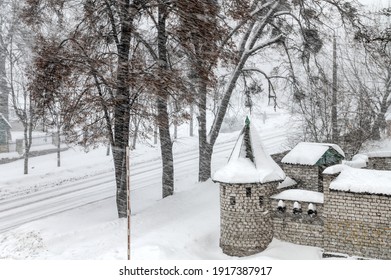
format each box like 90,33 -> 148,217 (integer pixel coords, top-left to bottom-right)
219,181 -> 279,256
213,118 -> 285,257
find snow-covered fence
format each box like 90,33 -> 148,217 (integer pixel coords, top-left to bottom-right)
13,134 -> 65,154
7,142 -> 16,153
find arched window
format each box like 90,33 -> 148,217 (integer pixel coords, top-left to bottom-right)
307,203 -> 317,217
246,187 -> 252,197
277,200 -> 286,213
293,201 -> 302,214
259,196 -> 264,207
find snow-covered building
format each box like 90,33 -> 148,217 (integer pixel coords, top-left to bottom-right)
213,119 -> 391,259
0,113 -> 11,153
281,142 -> 345,192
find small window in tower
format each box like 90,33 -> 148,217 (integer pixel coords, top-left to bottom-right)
223,186 -> 226,196
246,187 -> 251,197
230,196 -> 236,206
259,196 -> 264,207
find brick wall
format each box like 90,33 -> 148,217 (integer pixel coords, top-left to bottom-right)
282,164 -> 320,192
367,157 -> 391,170
323,174 -> 391,259
271,199 -> 324,247
219,182 -> 278,257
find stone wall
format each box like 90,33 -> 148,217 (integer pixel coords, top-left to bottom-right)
367,157 -> 391,170
271,199 -> 324,247
219,182 -> 278,257
282,164 -> 321,192
323,175 -> 391,259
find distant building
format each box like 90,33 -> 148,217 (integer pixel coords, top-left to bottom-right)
0,113 -> 11,153
213,119 -> 391,259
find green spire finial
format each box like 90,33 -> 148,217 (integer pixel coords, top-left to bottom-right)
245,116 -> 250,127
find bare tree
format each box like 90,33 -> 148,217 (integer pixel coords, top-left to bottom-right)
1,1 -> 38,174
0,0 -> 15,139
24,0 -> 146,218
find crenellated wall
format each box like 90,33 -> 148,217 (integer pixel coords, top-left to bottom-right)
270,199 -> 324,248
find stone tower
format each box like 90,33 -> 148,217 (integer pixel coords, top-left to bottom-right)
213,118 -> 285,257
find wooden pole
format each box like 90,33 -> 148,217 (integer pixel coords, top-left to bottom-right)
126,146 -> 131,260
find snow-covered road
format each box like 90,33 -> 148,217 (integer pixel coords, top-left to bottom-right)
0,129 -> 287,233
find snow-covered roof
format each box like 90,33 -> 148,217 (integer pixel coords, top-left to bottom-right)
0,113 -> 11,128
329,166 -> 391,195
324,154 -> 368,174
323,164 -> 345,175
213,118 -> 285,184
277,176 -> 297,189
271,189 -> 324,204
342,153 -> 368,169
281,142 -> 345,165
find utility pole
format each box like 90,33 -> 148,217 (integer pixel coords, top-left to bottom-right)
126,146 -> 131,260
331,33 -> 338,143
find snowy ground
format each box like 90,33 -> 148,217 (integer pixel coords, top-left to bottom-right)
0,109 -> 327,260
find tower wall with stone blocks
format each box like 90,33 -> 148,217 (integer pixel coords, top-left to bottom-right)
219,182 -> 278,257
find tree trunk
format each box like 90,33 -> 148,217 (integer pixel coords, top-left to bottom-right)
157,1 -> 174,198
197,76 -> 211,181
372,69 -> 391,140
24,125 -> 29,175
106,144 -> 111,156
154,124 -> 158,144
24,94 -> 34,175
131,117 -> 139,150
112,1 -> 134,218
197,53 -> 250,183
157,97 -> 174,197
112,145 -> 128,218
199,142 -> 213,181
57,124 -> 61,167
197,4 -> 280,180
189,104 -> 194,137
331,34 -> 338,143
372,113 -> 384,140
